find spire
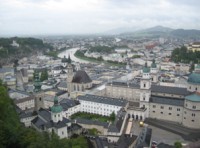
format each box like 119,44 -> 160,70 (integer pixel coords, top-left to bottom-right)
34,70 -> 41,92
151,59 -> 157,68
54,95 -> 58,105
68,54 -> 71,64
51,95 -> 63,113
143,62 -> 150,73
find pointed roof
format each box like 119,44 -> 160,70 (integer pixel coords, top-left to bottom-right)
151,59 -> 157,68
34,70 -> 41,92
51,96 -> 63,113
143,62 -> 150,73
72,70 -> 92,83
61,56 -> 68,63
68,54 -> 71,64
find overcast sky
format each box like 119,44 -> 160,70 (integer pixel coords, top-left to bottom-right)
1,0 -> 200,36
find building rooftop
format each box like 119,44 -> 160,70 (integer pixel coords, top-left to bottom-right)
188,73 -> 200,84
78,94 -> 127,107
185,93 -> 200,102
151,85 -> 190,96
150,95 -> 184,106
72,70 -> 92,83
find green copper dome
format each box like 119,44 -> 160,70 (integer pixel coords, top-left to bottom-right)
151,59 -> 157,68
143,62 -> 150,73
188,73 -> 200,84
51,96 -> 63,113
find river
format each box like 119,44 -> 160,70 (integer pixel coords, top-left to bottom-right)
57,48 -> 89,63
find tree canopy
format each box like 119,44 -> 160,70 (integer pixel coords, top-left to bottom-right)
171,46 -> 200,63
0,81 -> 88,148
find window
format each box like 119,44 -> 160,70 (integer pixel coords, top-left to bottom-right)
143,97 -> 145,101
58,114 -> 60,117
39,97 -> 42,101
153,105 -> 156,108
54,115 -> 56,118
169,113 -> 172,115
196,87 -> 198,91
177,108 -> 180,111
192,120 -> 195,122
184,117 -> 186,119
143,83 -> 146,88
184,111 -> 187,114
160,112 -> 163,114
192,113 -> 196,117
160,106 -> 164,109
153,111 -> 155,113
189,86 -> 191,89
169,107 -> 172,110
177,114 -> 180,116
62,131 -> 64,135
193,106 -> 196,109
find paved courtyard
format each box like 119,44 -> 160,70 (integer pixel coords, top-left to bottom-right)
132,121 -> 189,146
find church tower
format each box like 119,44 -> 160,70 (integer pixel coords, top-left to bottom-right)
61,56 -> 68,68
67,62 -> 74,94
51,95 -> 63,122
150,59 -> 158,83
34,70 -> 45,111
140,62 -> 151,117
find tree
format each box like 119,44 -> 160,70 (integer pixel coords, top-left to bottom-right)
174,141 -> 182,148
110,112 -> 116,123
40,69 -> 48,81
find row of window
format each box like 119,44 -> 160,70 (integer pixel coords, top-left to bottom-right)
184,117 -> 195,122
152,111 -> 180,116
153,105 -> 181,111
185,104 -> 196,109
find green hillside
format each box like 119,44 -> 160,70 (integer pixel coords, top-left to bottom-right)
0,81 -> 89,148
0,37 -> 52,59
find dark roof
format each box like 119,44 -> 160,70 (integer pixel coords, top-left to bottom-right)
151,85 -> 190,96
108,110 -> 126,133
60,99 -> 80,111
14,96 -> 35,104
107,81 -> 140,89
45,118 -> 70,128
150,96 -> 184,106
135,127 -> 152,148
78,94 -> 127,107
38,108 -> 51,122
31,116 -> 46,129
72,70 -> 92,83
57,81 -> 67,88
74,118 -> 109,128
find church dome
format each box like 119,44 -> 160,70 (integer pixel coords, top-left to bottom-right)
143,62 -> 150,73
151,59 -> 157,68
51,96 -> 63,113
188,73 -> 200,84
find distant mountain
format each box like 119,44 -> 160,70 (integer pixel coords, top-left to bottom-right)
142,25 -> 174,33
171,29 -> 200,38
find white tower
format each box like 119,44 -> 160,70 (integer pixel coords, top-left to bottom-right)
150,59 -> 158,83
140,62 -> 151,118
51,96 -> 63,122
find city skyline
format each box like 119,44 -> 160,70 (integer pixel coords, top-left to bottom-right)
1,0 -> 200,36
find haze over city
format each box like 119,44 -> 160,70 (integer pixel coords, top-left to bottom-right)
1,0 -> 200,36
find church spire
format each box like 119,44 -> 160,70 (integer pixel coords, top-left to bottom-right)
68,54 -> 71,64
34,70 -> 42,92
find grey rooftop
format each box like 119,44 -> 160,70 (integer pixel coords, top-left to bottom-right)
78,94 -> 128,107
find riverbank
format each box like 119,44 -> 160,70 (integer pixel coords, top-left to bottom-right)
74,50 -> 126,67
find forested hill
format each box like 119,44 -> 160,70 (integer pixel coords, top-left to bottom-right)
0,37 -> 52,64
0,81 -> 89,148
